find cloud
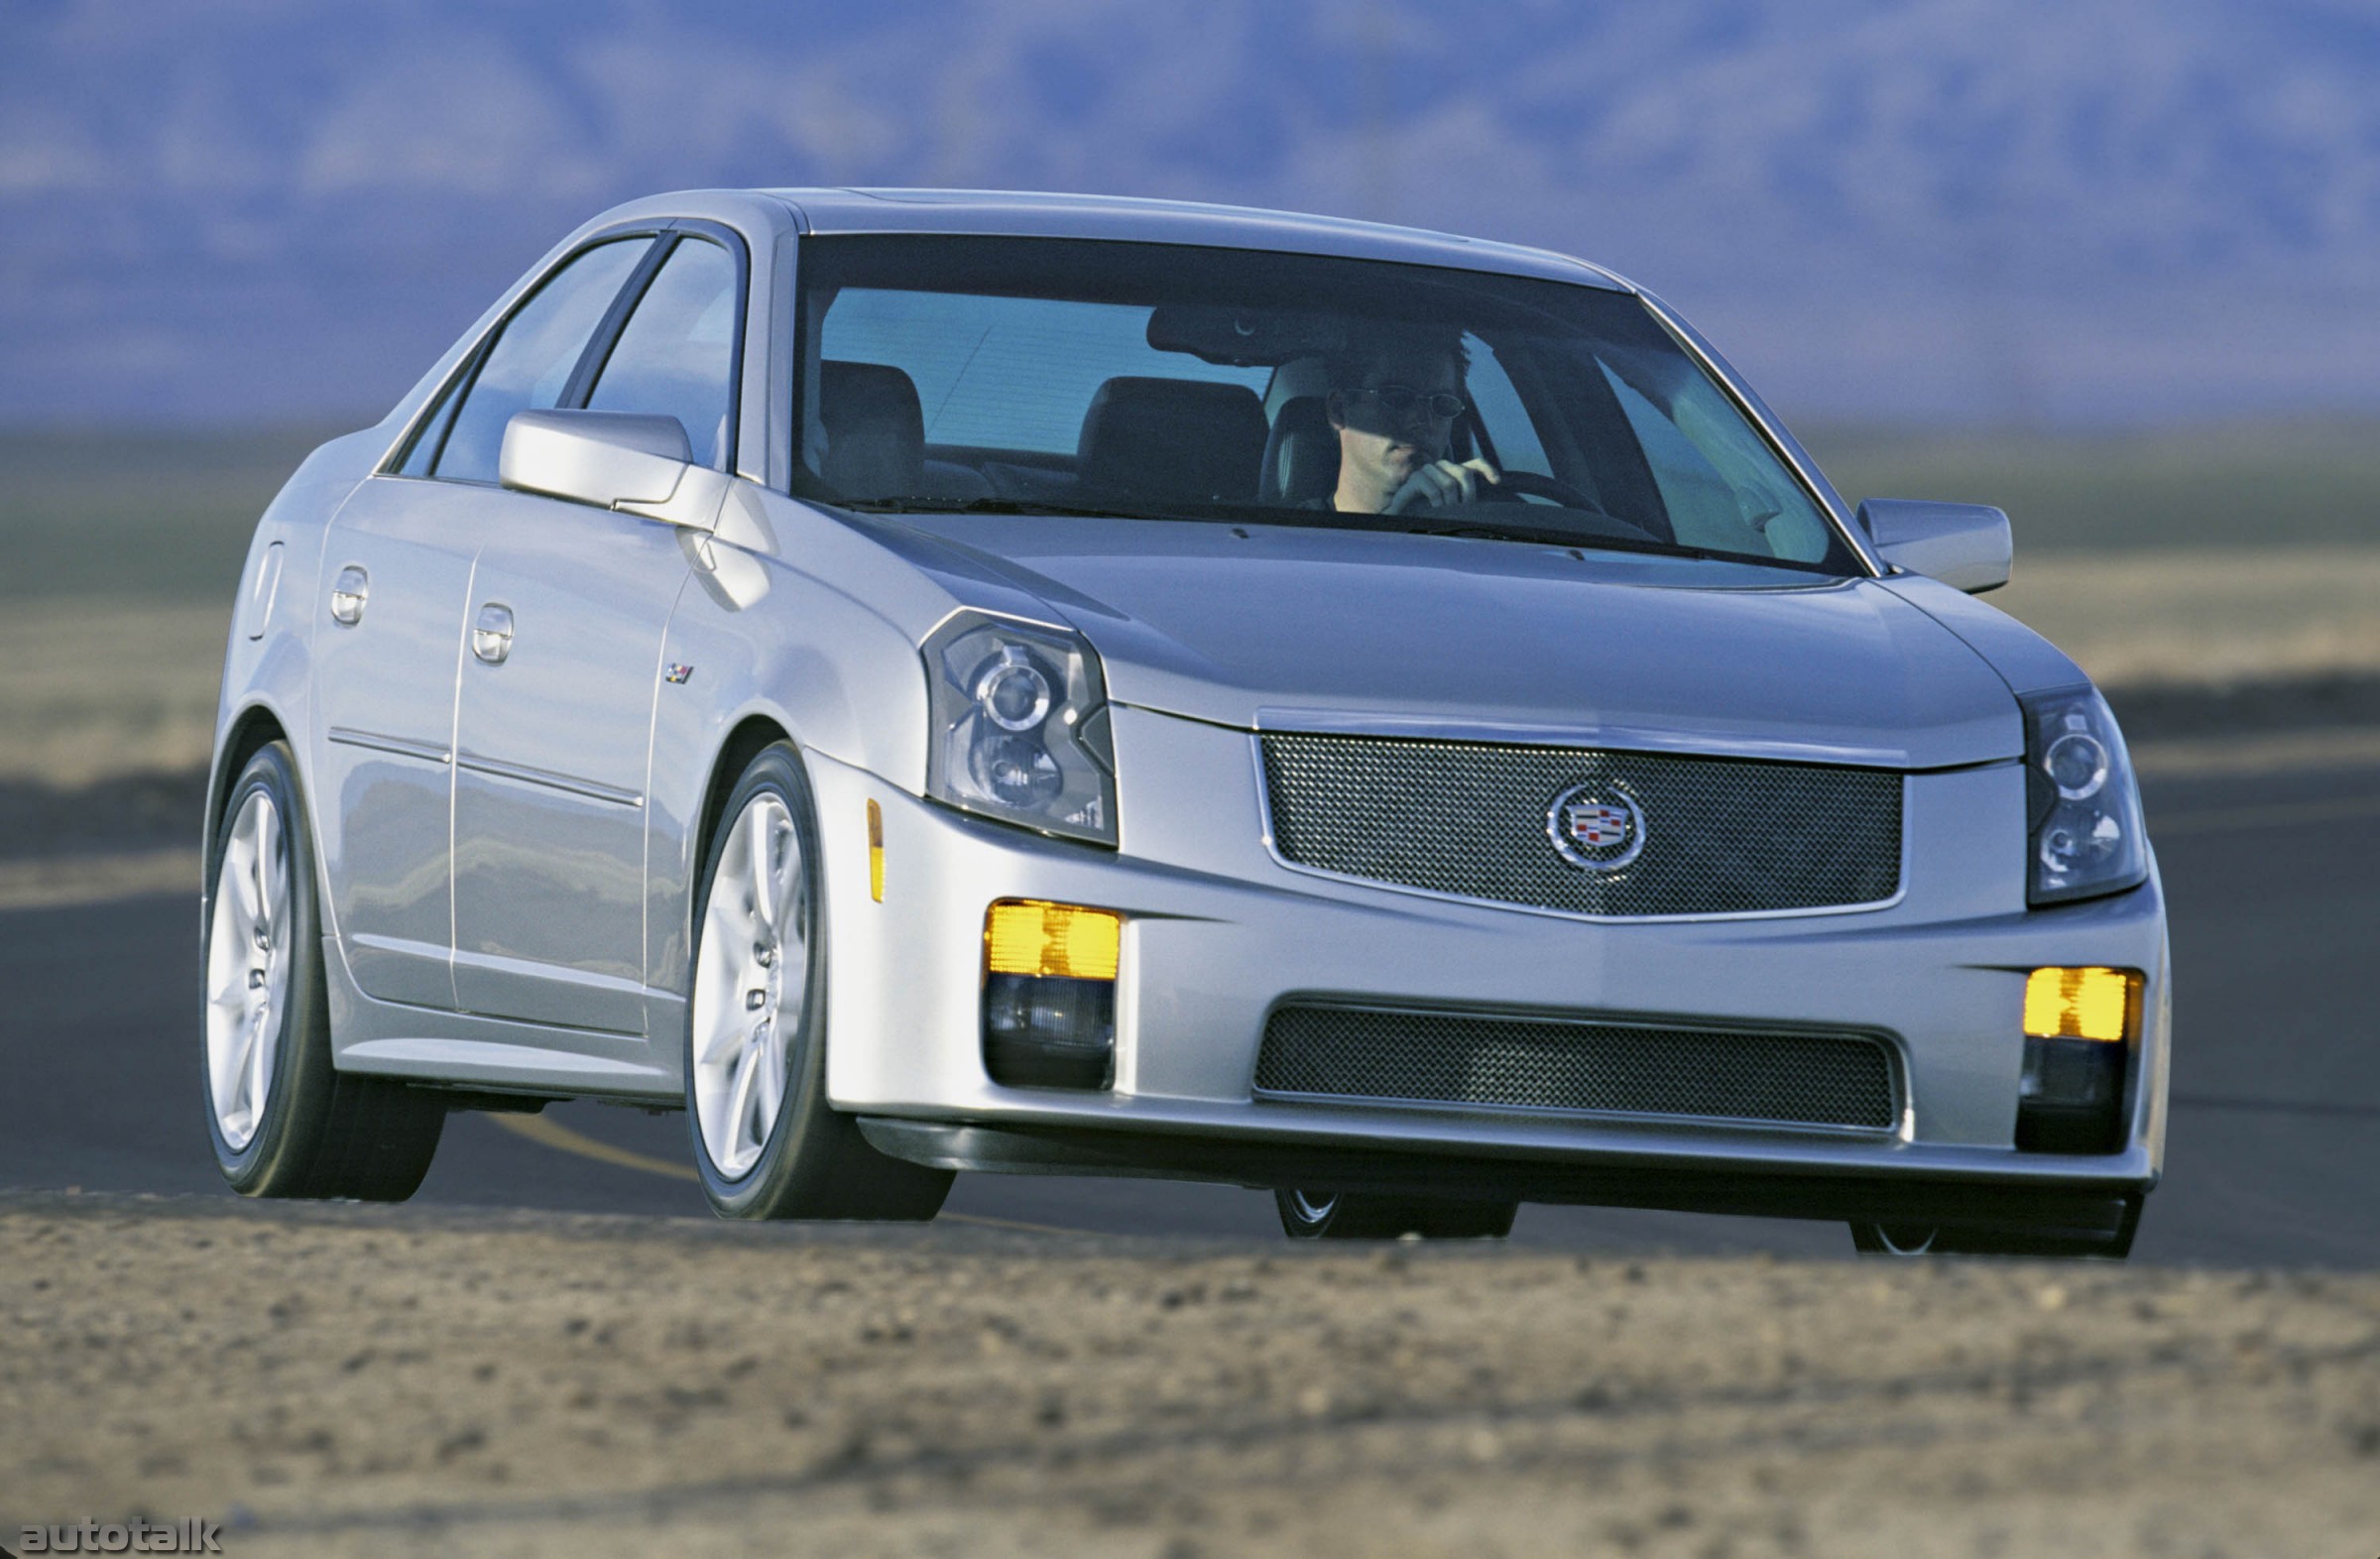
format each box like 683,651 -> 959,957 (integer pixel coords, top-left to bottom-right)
296,40 -> 609,199
0,105 -> 111,194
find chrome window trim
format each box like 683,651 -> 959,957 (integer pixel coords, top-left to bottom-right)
374,217 -> 757,482
574,220 -> 754,474
373,225 -> 669,478
1245,731 -> 1912,924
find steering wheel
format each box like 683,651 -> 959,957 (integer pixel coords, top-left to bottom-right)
1480,469 -> 1601,510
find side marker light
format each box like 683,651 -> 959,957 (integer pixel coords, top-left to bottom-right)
867,799 -> 885,903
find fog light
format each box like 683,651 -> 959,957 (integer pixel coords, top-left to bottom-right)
982,900 -> 1120,1090
2016,967 -> 2139,1154
2023,966 -> 2135,1041
986,899 -> 1120,980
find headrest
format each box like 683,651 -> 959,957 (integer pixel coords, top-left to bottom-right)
1259,395 -> 1338,506
818,360 -> 923,499
1076,377 -> 1268,504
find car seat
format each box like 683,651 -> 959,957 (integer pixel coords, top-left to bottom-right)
1074,377 -> 1268,506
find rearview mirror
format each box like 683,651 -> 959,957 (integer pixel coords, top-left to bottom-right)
500,409 -> 693,512
1856,499 -> 2012,594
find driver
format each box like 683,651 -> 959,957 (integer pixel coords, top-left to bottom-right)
1323,325 -> 1500,514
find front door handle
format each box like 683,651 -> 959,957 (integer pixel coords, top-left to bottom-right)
472,603 -> 515,665
329,565 -> 369,626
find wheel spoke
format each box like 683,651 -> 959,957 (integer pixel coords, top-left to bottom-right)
723,1032 -> 761,1154
696,1010 -> 746,1067
223,830 -> 262,926
252,801 -> 282,933
701,1078 -> 738,1170
206,950 -> 248,1015
243,1009 -> 273,1128
769,828 -> 800,945
746,804 -> 776,933
211,1010 -> 251,1124
751,1028 -> 784,1137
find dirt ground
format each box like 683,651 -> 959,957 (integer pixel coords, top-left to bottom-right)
3,1194 -> 2375,1558
9,498 -> 2378,1553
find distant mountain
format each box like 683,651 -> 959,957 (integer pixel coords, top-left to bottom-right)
3,0 -> 2376,426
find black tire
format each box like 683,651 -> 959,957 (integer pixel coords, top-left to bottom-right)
1848,1198 -> 2142,1260
202,740 -> 445,1200
685,742 -> 952,1221
1274,1188 -> 1517,1241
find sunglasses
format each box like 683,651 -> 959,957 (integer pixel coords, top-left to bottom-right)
1348,384 -> 1467,420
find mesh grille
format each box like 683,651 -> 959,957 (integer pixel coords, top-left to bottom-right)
1255,1006 -> 1899,1132
1260,733 -> 1901,916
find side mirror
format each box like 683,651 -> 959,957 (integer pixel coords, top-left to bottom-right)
500,409 -> 694,512
1856,499 -> 2012,594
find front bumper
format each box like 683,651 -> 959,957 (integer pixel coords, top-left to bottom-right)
807,706 -> 2169,1218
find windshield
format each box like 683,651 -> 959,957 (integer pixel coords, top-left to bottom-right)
793,235 -> 1859,575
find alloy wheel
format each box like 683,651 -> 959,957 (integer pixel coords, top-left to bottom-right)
204,790 -> 292,1151
691,791 -> 808,1179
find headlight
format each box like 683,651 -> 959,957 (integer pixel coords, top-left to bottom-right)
923,612 -> 1118,846
2022,685 -> 2148,905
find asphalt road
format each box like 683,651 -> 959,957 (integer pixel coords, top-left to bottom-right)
5,761 -> 2375,1264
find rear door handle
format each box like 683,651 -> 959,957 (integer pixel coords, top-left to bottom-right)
472,602 -> 515,665
328,565 -> 369,626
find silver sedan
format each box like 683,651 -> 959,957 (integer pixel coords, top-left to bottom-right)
202,188 -> 2167,1256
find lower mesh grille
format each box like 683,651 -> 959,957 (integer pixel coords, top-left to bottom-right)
1254,1005 -> 1899,1132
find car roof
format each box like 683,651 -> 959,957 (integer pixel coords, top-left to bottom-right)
755,187 -> 1635,293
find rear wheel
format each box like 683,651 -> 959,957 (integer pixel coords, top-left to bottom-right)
202,741 -> 445,1199
686,742 -> 952,1221
1848,1222 -> 1942,1257
1848,1198 -> 2142,1260
1274,1188 -> 1516,1241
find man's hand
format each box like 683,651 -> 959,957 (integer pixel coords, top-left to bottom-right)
1385,457 -> 1501,514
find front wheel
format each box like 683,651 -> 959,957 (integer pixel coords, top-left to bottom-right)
202,740 -> 444,1199
685,742 -> 951,1221
1274,1188 -> 1516,1241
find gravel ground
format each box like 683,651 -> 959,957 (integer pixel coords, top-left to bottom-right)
4,1193 -> 2377,1558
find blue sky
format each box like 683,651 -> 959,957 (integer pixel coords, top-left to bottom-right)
4,0 -> 2378,428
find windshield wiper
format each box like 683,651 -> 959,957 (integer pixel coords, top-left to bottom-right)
1400,520 -> 1738,563
833,494 -> 1217,523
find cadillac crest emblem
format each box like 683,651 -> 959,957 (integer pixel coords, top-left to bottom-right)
1547,784 -> 1646,872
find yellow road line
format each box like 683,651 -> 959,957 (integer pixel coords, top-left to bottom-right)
485,1111 -> 1084,1235
489,1112 -> 698,1180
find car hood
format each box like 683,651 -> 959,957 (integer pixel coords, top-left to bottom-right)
884,516 -> 2023,769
